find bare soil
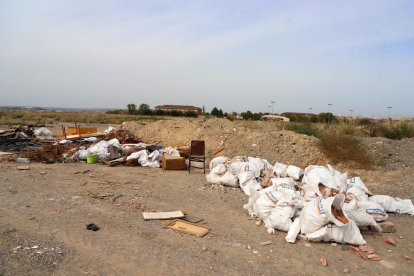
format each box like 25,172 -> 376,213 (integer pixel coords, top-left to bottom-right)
1,118 -> 414,275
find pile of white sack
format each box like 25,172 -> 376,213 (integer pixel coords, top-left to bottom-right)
207,156 -> 414,246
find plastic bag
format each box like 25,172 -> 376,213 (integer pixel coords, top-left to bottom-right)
34,127 -> 52,137
369,195 -> 414,215
300,194 -> 349,234
88,141 -> 110,160
227,161 -> 246,176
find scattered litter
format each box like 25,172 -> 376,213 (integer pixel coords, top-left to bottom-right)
182,214 -> 204,223
143,211 -> 184,220
164,220 -> 210,237
16,157 -> 30,163
384,236 -> 396,247
86,223 -> 100,231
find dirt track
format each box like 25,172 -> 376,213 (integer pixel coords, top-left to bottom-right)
1,161 -> 413,275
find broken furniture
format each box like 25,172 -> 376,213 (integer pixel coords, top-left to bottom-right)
188,140 -> 206,174
61,123 -> 102,140
162,153 -> 187,170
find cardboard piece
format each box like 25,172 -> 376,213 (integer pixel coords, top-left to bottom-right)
162,153 -> 187,170
165,219 -> 210,237
143,211 -> 185,220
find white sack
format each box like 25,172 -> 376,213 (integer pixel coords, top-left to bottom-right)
206,171 -> 239,187
163,147 -> 180,157
273,162 -> 304,180
369,195 -> 414,215
88,141 -> 110,160
286,217 -> 301,243
209,156 -> 229,170
227,161 -> 246,176
238,171 -> 261,196
346,186 -> 369,202
271,177 -> 296,188
346,176 -> 372,195
302,165 -> 340,198
344,199 -> 382,230
300,194 -> 349,234
103,126 -> 115,134
306,220 -> 366,245
108,138 -> 121,148
357,200 -> 388,222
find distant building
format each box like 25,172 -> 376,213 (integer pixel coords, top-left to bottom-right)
154,105 -> 203,115
261,114 -> 290,122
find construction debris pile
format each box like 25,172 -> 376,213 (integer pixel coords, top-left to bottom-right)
207,156 -> 414,258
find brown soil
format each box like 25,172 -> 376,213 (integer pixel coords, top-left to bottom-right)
1,118 -> 413,275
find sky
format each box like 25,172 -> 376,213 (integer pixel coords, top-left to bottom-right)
0,0 -> 413,118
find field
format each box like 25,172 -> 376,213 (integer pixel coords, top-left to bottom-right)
1,114 -> 414,275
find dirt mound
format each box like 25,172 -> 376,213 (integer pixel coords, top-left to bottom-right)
122,118 -> 327,167
362,136 -> 414,170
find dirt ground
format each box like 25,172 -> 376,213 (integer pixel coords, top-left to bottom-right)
1,118 -> 414,275
1,161 -> 413,275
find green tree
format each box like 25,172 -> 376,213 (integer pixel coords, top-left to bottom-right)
241,111 -> 253,120
127,103 -> 137,115
137,103 -> 152,115
211,107 -> 220,117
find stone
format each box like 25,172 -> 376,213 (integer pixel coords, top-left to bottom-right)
343,268 -> 349,273
379,260 -> 396,269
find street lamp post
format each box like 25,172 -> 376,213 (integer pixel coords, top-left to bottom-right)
271,101 -> 275,114
308,107 -> 312,123
350,109 -> 354,117
327,104 -> 333,123
268,105 -> 271,114
387,106 -> 392,119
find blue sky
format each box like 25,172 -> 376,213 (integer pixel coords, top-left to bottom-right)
0,0 -> 413,118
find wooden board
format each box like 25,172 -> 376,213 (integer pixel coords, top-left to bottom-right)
143,211 -> 185,220
165,219 -> 210,237
16,166 -> 30,170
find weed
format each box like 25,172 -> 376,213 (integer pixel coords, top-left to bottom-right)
320,133 -> 374,168
285,123 -> 320,137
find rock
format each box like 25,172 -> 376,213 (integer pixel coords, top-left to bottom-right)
319,257 -> 328,267
253,250 -> 258,254
384,236 -> 396,247
378,221 -> 396,233
259,241 -> 272,246
255,220 -> 262,226
379,260 -> 396,269
247,245 -> 251,250
202,246 -> 207,251
305,243 -> 311,247
331,243 -> 337,247
343,268 -> 349,273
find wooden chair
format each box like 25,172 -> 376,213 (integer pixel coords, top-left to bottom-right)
188,140 -> 205,174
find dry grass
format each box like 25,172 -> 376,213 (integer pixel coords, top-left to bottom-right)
0,111 -> 162,126
320,133 -> 375,169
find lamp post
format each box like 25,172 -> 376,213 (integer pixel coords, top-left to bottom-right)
308,107 -> 312,123
271,101 -> 275,114
387,106 -> 392,119
327,104 -> 333,123
350,109 -> 354,117
268,105 -> 271,114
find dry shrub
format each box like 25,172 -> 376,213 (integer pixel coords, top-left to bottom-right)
320,133 -> 374,168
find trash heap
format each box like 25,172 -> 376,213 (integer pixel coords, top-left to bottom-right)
2,125 -> 189,167
207,156 -> 414,249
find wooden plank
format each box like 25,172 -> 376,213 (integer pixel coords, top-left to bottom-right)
143,211 -> 185,220
165,219 -> 210,237
16,166 -> 30,170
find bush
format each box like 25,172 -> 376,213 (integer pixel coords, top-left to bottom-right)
368,121 -> 414,140
285,123 -> 320,137
320,133 -> 374,168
